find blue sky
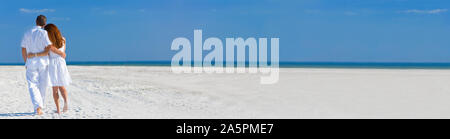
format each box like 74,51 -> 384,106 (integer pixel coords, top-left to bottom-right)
0,0 -> 449,63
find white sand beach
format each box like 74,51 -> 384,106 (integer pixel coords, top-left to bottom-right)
1,66 -> 450,119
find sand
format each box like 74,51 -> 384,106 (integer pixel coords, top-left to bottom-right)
1,66 -> 450,119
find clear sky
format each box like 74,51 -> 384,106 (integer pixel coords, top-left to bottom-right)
0,0 -> 449,63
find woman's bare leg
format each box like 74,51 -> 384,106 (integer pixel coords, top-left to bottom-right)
52,87 -> 61,114
59,86 -> 69,113
36,107 -> 43,115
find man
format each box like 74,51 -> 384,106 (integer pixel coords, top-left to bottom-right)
21,15 -> 52,115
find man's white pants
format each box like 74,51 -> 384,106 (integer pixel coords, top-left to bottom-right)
26,65 -> 49,112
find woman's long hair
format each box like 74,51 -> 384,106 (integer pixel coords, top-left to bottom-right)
44,24 -> 64,49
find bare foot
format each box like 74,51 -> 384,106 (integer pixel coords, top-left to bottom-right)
63,103 -> 68,113
36,107 -> 43,115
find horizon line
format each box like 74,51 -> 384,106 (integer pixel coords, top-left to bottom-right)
2,60 -> 450,64
2,61 -> 450,69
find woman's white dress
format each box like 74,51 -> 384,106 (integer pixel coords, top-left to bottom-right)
49,43 -> 72,86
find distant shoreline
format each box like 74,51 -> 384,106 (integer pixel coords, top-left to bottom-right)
2,61 -> 450,69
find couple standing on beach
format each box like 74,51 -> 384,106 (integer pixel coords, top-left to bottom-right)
21,15 -> 72,115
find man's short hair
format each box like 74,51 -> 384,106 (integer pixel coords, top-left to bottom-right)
36,15 -> 46,26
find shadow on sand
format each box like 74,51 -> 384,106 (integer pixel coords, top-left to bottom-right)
0,112 -> 35,117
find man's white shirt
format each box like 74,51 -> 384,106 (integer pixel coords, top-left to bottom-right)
21,26 -> 52,68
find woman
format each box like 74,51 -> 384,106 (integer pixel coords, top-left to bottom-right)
28,23 -> 72,114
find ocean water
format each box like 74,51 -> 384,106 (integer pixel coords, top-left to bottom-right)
70,61 -> 450,69
278,62 -> 450,69
2,61 -> 450,69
